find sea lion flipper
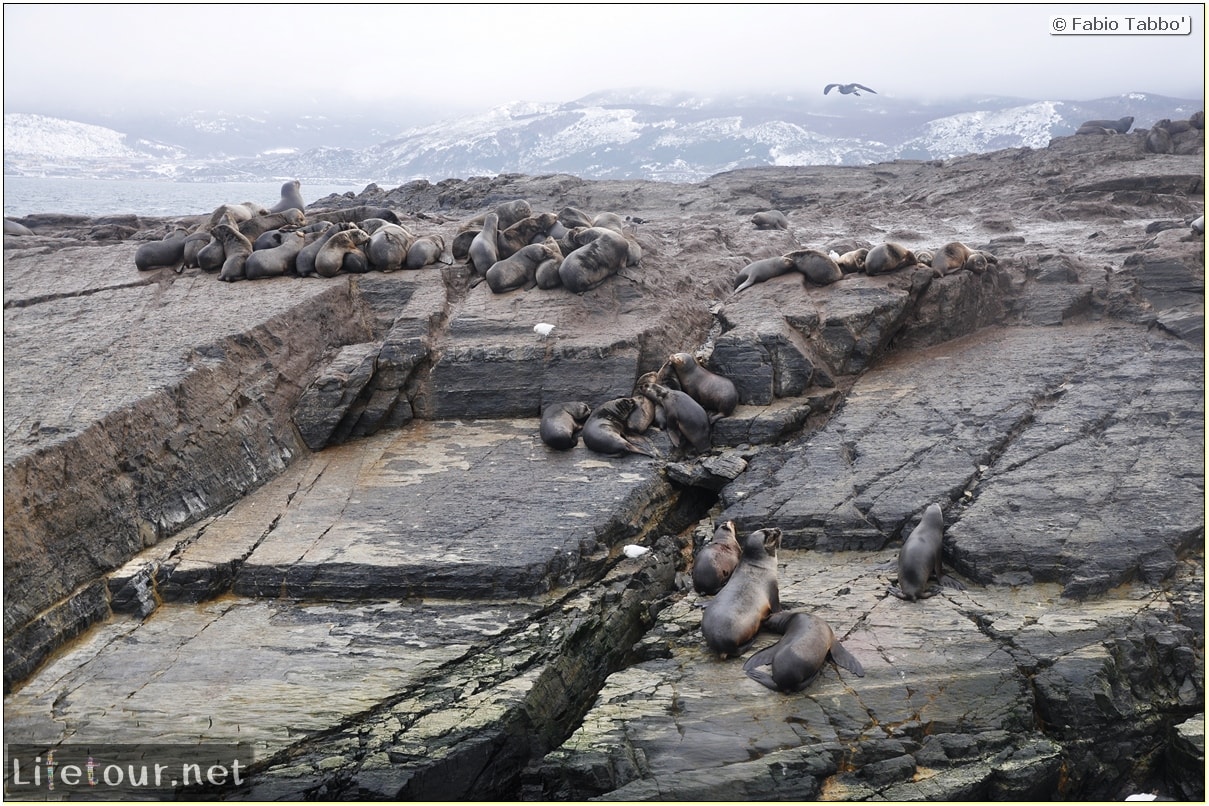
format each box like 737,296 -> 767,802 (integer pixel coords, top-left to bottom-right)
887,584 -> 910,601
744,667 -> 779,691
829,641 -> 866,678
743,644 -> 778,673
939,574 -> 966,591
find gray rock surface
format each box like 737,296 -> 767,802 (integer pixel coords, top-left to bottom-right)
3,130 -> 1203,800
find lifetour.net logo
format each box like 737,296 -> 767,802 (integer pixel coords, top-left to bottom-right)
5,744 -> 254,798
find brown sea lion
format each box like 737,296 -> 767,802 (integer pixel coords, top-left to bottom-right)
864,242 -> 917,275
367,223 -> 416,272
786,248 -> 843,285
314,228 -> 371,277
134,227 -> 190,271
244,230 -> 312,280
743,611 -> 865,692
214,223 -> 254,282
469,212 -> 500,277
539,401 -> 593,450
498,212 -> 559,258
666,352 -> 737,419
640,381 -> 711,456
701,527 -> 782,658
693,520 -> 741,596
834,248 -> 868,274
733,256 -> 795,293
239,208 -> 305,240
405,234 -> 447,269
581,397 -> 656,458
485,239 -> 562,293
558,227 -> 630,293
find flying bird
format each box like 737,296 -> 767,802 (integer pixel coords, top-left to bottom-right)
824,83 -> 877,96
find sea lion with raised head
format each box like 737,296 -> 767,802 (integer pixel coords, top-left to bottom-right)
468,212 -> 500,278
1077,115 -> 1134,134
269,179 -> 305,214
666,352 -> 738,419
889,503 -> 964,601
539,401 -> 593,450
640,381 -> 711,456
693,520 -> 741,596
134,227 -> 190,271
701,527 -> 782,658
733,256 -> 795,293
214,223 -> 255,282
295,221 -> 349,277
743,611 -> 865,692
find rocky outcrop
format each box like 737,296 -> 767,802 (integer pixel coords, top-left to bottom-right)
3,130 -> 1203,800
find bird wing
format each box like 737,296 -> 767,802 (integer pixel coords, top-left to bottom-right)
823,84 -> 839,95
854,84 -> 877,94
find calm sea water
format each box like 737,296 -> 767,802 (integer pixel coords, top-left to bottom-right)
2,177 -> 370,218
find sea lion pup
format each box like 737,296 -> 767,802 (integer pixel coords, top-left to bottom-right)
486,238 -> 562,293
581,397 -> 657,458
134,227 -> 190,271
295,221 -> 351,277
468,212 -> 500,278
666,352 -> 738,420
558,227 -> 631,293
1078,115 -> 1134,134
864,242 -> 918,275
733,255 -> 795,293
787,248 -> 843,285
405,234 -> 447,269
214,223 -> 254,282
889,503 -> 964,602
743,611 -> 865,693
701,528 -> 782,658
245,230 -> 312,280
628,371 -> 661,433
692,520 -> 742,596
932,241 -> 997,275
539,401 -> 593,450
640,382 -> 711,456
315,227 -> 371,278
832,248 -> 868,274
269,179 -> 305,214
914,249 -> 934,267
239,208 -> 305,240
367,223 -> 416,272
498,212 -> 559,258
751,210 -> 789,230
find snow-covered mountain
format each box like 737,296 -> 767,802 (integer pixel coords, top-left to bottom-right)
4,91 -> 1201,184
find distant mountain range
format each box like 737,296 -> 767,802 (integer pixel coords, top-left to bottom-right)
4,90 -> 1201,185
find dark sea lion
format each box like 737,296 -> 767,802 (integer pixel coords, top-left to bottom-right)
693,520 -> 741,596
181,231 -> 212,268
498,212 -> 559,258
315,228 -> 370,278
452,228 -> 478,262
864,242 -> 917,275
295,221 -> 350,277
269,179 -> 305,214
469,212 -> 500,277
1191,110 -> 1205,130
889,503 -> 963,601
486,239 -> 562,294
701,527 -> 782,658
134,227 -> 190,271
1145,126 -> 1174,154
582,397 -> 656,458
666,352 -> 737,419
558,206 -> 595,229
252,229 -> 289,251
214,223 -> 254,282
494,199 -> 533,230
196,233 -> 226,272
743,611 -> 865,692
640,382 -> 711,456
1078,115 -> 1134,134
238,209 -> 305,240
539,401 -> 593,450
751,210 -> 789,230
559,227 -> 632,293
244,230 -> 311,280
787,248 -> 843,285
307,206 -> 400,226
405,234 -> 447,269
367,223 -> 416,271
733,256 -> 795,293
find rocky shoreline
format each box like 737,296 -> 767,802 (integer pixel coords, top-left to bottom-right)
3,128 -> 1204,799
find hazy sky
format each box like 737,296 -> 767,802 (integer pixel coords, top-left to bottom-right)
3,3 -> 1205,123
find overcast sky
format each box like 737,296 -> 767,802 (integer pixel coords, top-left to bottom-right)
3,3 -> 1204,123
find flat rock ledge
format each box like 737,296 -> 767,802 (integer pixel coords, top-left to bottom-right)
2,131 -> 1204,800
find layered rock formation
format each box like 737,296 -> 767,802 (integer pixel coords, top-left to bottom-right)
3,129 -> 1203,800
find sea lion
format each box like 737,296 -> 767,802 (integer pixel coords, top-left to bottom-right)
864,242 -> 917,275
743,611 -> 865,693
196,233 -> 226,272
693,520 -> 741,596
494,199 -> 533,230
4,219 -> 34,236
1078,115 -> 1134,134
932,242 -> 996,275
239,209 -> 305,240
206,202 -> 263,229
295,221 -> 350,277
468,212 -> 500,277
889,503 -> 963,601
834,248 -> 868,274
627,372 -> 661,433
452,228 -> 478,261
214,223 -> 254,282
581,397 -> 656,458
307,206 -> 400,226
252,229 -> 289,251
558,227 -> 631,293
701,527 -> 782,658
134,227 -> 190,271
1191,110 -> 1205,130
405,234 -> 447,269
181,231 -> 212,268
666,352 -> 737,419
314,228 -> 370,278
1145,126 -> 1174,154
640,382 -> 711,456
367,223 -> 416,271
787,248 -> 843,285
486,238 -> 562,294
498,212 -> 559,258
539,401 -> 593,450
914,249 -> 934,267
558,206 -> 595,229
733,256 -> 795,293
591,211 -> 626,233
751,210 -> 789,230
269,179 -> 305,214
245,230 -> 311,280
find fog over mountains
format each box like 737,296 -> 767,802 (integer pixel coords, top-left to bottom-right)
4,89 -> 1201,185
